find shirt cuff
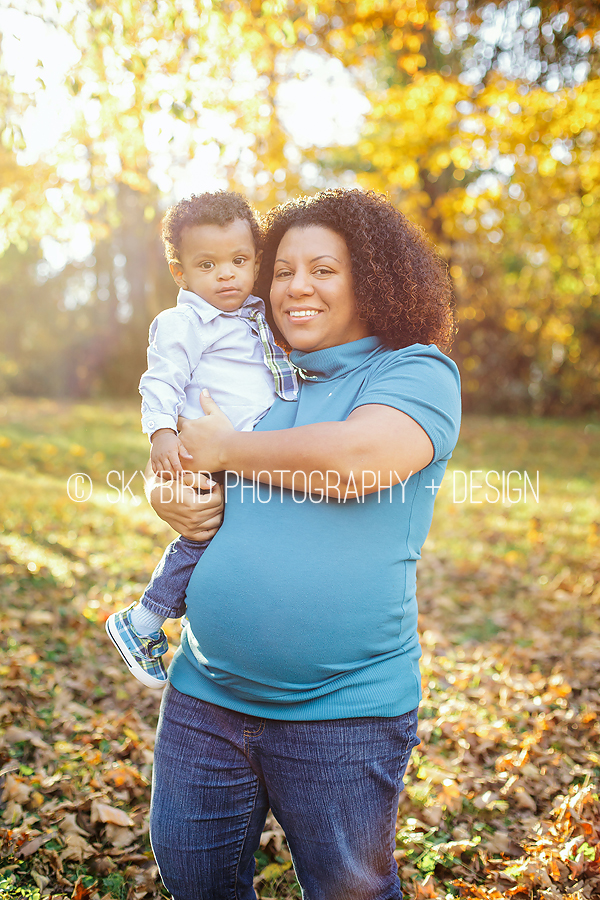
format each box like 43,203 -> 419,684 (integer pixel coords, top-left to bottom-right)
141,412 -> 179,437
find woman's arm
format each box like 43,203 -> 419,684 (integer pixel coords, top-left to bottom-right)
178,393 -> 434,498
143,459 -> 224,539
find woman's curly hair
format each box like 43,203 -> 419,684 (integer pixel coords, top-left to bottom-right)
161,191 -> 261,262
256,189 -> 455,351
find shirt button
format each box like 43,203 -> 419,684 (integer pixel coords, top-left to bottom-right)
148,420 -> 155,427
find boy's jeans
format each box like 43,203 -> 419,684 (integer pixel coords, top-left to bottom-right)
150,685 -> 420,900
141,536 -> 210,618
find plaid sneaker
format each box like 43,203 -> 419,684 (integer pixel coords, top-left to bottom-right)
105,603 -> 168,689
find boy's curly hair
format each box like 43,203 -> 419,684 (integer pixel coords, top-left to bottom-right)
161,191 -> 261,262
256,189 -> 455,351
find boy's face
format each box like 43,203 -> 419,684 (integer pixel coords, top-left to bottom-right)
169,219 -> 260,312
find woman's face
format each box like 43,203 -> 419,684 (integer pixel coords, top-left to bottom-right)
270,226 -> 371,353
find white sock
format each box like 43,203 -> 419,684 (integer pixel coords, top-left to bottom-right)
130,602 -> 168,636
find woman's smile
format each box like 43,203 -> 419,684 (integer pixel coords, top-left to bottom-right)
287,308 -> 321,318
270,225 -> 371,353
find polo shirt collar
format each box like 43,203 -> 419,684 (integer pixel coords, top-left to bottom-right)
176,289 -> 265,323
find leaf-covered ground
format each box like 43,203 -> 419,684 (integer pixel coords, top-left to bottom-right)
0,398 -> 598,900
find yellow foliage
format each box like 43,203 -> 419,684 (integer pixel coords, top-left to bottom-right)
538,158 -> 557,177
505,310 -> 523,333
0,0 -> 598,411
121,171 -> 151,192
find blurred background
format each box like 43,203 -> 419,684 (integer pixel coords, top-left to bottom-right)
0,0 -> 598,416
1,6 -> 599,897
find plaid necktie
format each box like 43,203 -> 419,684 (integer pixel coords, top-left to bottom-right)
242,307 -> 299,401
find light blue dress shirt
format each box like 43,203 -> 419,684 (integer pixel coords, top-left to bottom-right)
139,289 -> 277,436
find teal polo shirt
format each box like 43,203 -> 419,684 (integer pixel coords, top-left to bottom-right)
169,337 -> 461,719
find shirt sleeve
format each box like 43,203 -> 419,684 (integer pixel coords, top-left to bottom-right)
139,308 -> 204,437
351,344 -> 461,462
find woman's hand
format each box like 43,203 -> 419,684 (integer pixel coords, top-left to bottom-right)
145,464 -> 224,540
177,390 -> 235,473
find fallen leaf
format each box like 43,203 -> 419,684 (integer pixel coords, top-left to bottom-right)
3,725 -> 50,749
104,823 -> 137,848
413,874 -> 442,898
422,805 -> 444,826
91,800 -> 134,827
59,832 -> 95,862
16,832 -> 57,858
2,773 -> 32,804
514,787 -> 537,811
31,870 -> 50,891
58,812 -> 89,836
253,860 -> 292,885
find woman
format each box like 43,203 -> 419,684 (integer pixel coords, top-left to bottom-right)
148,189 -> 461,900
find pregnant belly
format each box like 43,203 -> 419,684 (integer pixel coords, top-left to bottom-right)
183,553 -> 413,694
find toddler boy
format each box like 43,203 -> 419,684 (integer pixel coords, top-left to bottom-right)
106,191 -> 297,688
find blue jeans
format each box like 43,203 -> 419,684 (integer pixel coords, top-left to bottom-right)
150,685 -> 420,900
141,536 -> 210,618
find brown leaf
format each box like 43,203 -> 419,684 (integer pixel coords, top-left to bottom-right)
90,800 -> 134,827
71,876 -> 94,900
514,787 -> 537,811
58,812 -> 89,836
104,823 -> 137,848
16,831 -> 57,858
2,799 -> 23,823
2,773 -> 32,804
31,870 -> 50,891
25,610 -> 55,626
91,855 -> 117,876
59,832 -> 95,862
3,726 -> 49,749
422,805 -> 444,826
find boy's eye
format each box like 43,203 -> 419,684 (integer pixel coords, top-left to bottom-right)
233,256 -> 247,266
199,261 -> 214,270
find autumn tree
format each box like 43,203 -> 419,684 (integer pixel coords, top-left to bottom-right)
311,0 -> 600,413
1,0 -> 599,412
1,0 -> 309,394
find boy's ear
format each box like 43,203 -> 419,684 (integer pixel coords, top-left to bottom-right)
169,260 -> 187,289
253,250 -> 263,280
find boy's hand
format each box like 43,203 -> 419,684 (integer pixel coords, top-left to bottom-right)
150,428 -> 193,477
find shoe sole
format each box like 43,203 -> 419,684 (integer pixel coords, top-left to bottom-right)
105,614 -> 167,690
